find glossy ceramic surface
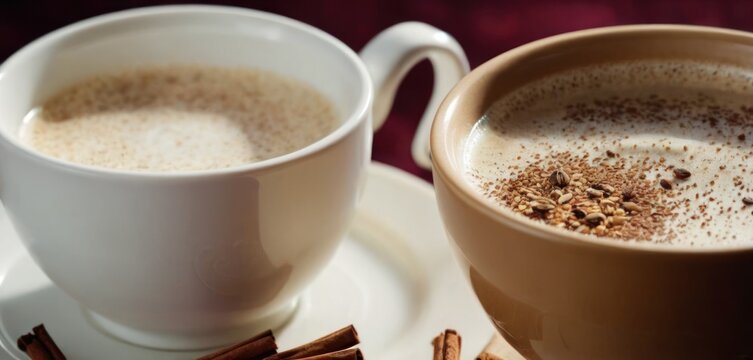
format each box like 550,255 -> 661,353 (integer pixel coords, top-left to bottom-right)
0,163 -> 495,359
0,5 -> 467,349
431,25 -> 753,360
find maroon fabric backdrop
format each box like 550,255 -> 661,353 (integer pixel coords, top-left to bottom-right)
3,0 -> 753,182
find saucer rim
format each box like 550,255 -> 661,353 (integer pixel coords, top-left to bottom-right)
0,162 -> 493,359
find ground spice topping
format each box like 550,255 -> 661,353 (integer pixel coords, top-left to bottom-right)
477,151 -> 682,242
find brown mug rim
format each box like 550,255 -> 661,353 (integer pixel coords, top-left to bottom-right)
431,24 -> 753,255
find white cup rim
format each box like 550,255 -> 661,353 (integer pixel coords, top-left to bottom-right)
0,4 -> 373,179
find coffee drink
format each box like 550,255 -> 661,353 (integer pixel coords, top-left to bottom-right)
465,60 -> 753,246
21,65 -> 338,172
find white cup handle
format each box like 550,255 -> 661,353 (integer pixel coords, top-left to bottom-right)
359,22 -> 469,170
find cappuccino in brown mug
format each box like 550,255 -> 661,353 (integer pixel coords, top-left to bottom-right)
466,60 -> 753,247
432,25 -> 753,360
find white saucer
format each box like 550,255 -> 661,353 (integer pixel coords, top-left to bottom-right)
0,162 -> 494,360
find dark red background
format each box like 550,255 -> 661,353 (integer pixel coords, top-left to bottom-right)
3,0 -> 753,182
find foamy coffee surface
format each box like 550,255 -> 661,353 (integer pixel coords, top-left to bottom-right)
21,65 -> 338,172
466,61 -> 753,247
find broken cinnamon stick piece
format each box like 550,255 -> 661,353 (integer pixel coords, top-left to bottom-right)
17,333 -> 52,360
476,353 -> 503,360
432,329 -> 461,360
265,325 -> 360,360
197,330 -> 277,360
32,325 -> 66,360
475,332 -> 524,360
296,348 -> 363,360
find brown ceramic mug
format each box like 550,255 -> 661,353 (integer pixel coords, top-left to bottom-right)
431,25 -> 753,360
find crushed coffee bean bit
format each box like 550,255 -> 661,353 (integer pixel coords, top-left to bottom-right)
584,212 -> 607,226
591,183 -> 615,195
532,201 -> 555,212
586,188 -> 604,198
622,202 -> 642,212
673,168 -> 692,180
606,150 -> 616,158
621,187 -> 635,201
572,208 -> 587,219
549,169 -> 570,187
743,197 -> 753,206
660,179 -> 673,190
558,193 -> 573,204
600,199 -> 617,215
551,189 -> 563,199
739,133 -> 747,141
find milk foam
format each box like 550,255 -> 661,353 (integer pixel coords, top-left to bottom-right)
465,61 -> 753,247
21,65 -> 339,172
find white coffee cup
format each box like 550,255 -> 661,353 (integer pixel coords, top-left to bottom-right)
0,5 -> 468,350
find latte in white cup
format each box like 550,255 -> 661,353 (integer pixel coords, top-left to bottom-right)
22,65 -> 338,172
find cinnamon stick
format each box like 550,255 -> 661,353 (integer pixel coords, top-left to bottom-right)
265,325 -> 360,360
17,334 -> 52,360
296,348 -> 363,360
17,324 -> 66,360
432,329 -> 461,360
197,330 -> 277,360
32,325 -> 66,360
